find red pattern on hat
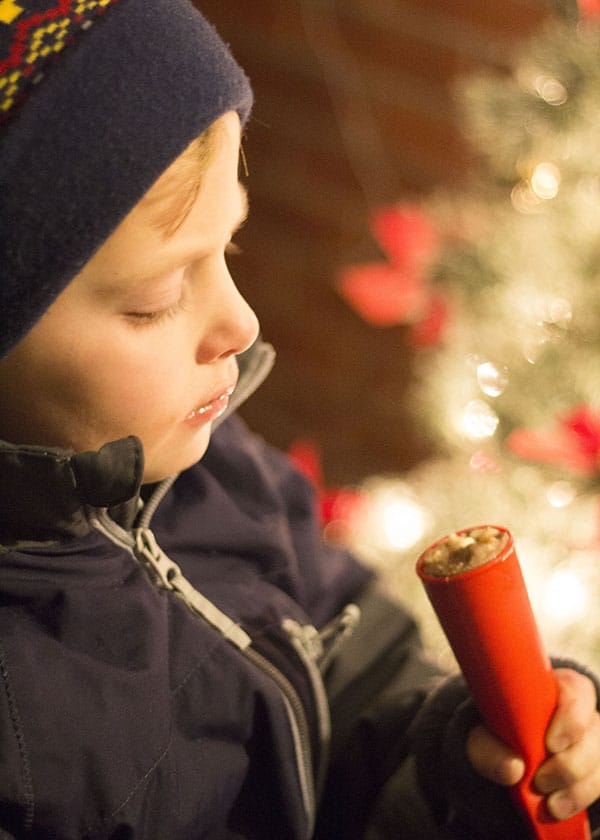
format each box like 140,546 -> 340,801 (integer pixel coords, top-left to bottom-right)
1,1 -> 120,117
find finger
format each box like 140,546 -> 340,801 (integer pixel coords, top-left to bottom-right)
545,763 -> 600,821
536,711 -> 600,795
546,669 -> 597,754
467,725 -> 525,786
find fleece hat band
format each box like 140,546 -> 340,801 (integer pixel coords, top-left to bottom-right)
0,0 -> 252,358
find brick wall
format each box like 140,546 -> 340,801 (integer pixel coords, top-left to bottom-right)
197,0 -> 550,484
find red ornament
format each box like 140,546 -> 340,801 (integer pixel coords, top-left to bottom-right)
508,405 -> 600,477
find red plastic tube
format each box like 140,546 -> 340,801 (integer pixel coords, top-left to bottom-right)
416,525 -> 590,840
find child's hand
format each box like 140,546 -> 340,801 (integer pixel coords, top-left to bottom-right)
466,668 -> 600,821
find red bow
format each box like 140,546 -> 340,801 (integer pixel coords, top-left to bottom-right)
337,205 -> 448,347
508,405 -> 600,477
288,439 -> 364,539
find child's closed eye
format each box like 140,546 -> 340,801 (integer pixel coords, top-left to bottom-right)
123,243 -> 239,327
125,297 -> 187,327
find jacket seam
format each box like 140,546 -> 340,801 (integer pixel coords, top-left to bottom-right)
170,636 -> 228,698
81,634 -> 277,835
81,731 -> 174,838
77,596 -> 224,836
0,644 -> 34,831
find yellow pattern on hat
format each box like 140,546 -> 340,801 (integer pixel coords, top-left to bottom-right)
26,18 -> 72,63
74,0 -> 113,11
0,0 -> 23,25
0,0 -> 122,117
0,69 -> 21,110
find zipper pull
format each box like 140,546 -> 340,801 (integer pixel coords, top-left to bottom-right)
282,620 -> 324,663
134,527 -> 180,589
317,604 -> 361,672
133,528 -> 251,651
283,603 -> 361,673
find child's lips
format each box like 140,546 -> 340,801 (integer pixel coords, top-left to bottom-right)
184,385 -> 235,427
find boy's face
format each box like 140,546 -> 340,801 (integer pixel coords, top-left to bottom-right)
0,111 -> 259,483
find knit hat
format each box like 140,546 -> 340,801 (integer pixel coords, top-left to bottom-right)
0,0 -> 252,359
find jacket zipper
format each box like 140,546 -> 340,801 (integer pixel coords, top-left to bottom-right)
282,606 -> 361,798
133,528 -> 252,651
90,513 -> 318,837
243,644 -> 317,833
282,619 -> 331,797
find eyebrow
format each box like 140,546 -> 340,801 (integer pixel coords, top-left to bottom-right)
155,175 -> 249,239
100,182 -> 251,295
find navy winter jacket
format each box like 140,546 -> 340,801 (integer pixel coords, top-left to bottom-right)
0,342 -> 596,839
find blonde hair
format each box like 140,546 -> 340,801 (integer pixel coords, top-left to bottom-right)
143,122 -> 217,237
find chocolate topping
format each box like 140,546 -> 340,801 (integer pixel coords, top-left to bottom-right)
421,527 -> 508,577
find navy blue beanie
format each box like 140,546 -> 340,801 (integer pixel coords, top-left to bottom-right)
0,0 -> 252,359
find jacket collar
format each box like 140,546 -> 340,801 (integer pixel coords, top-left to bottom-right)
0,436 -> 144,545
0,339 -> 276,546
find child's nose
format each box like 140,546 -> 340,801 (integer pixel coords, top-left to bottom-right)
195,275 -> 259,363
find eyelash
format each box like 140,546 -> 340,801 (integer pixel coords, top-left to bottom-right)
126,297 -> 186,327
126,242 -> 242,326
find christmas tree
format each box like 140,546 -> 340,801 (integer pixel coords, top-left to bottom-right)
335,0 -> 600,669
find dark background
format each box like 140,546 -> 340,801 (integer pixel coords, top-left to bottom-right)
197,0 -> 551,485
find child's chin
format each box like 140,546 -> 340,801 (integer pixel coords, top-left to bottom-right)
142,431 -> 212,484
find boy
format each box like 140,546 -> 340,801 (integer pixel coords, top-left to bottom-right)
0,1 -> 599,837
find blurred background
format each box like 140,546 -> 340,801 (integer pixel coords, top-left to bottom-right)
198,0 -> 551,484
196,1 -> 600,668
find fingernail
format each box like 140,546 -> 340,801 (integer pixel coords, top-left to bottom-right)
549,792 -> 576,821
504,757 -> 526,785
